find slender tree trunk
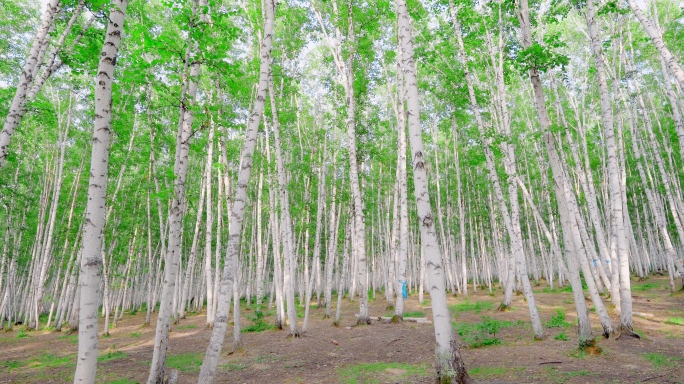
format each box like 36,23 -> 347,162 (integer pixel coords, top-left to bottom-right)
73,0 -> 127,381
397,0 -> 471,381
197,0 -> 275,380
0,0 -> 60,167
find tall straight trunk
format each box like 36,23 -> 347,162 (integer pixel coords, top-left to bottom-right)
147,1 -> 204,380
179,167 -> 206,319
583,0 -> 634,336
393,54 -> 409,319
397,0 -> 471,381
304,135 -> 327,331
204,120 -> 215,327
73,0 -> 127,381
0,0 -> 60,167
198,0 -> 275,380
268,76 -> 299,336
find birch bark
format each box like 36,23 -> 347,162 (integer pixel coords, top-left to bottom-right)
197,0 -> 275,380
73,0 -> 127,381
397,0 -> 471,381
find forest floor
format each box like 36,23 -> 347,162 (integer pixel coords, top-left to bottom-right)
1,275 -> 684,383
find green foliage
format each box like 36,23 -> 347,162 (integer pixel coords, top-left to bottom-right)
452,317 -> 522,348
243,312 -> 276,333
665,317 -> 684,326
98,351 -> 128,362
57,334 -> 79,344
337,362 -> 429,384
401,311 -> 425,318
177,324 -> 197,330
166,353 -> 203,373
632,282 -> 662,291
514,33 -> 569,73
546,308 -> 572,328
643,353 -> 680,368
450,300 -> 493,314
554,331 -> 570,341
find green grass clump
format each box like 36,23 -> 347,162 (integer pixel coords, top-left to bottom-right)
1,359 -> 21,372
129,332 -> 141,338
17,330 -> 29,339
632,282 -> 661,292
220,362 -> 246,371
57,334 -> 79,344
106,379 -> 138,384
166,353 -> 203,373
177,324 -> 197,330
452,316 -> 521,348
468,366 -> 507,377
665,317 -> 684,326
450,301 -> 493,314
242,311 -> 276,333
546,308 -> 572,328
643,353 -> 679,368
402,310 -> 425,317
554,331 -> 570,341
98,351 -> 127,362
337,362 -> 429,384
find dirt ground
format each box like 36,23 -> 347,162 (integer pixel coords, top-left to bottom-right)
1,275 -> 683,383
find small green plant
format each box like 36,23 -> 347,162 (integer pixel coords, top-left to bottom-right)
99,351 -> 128,362
17,330 -> 28,339
452,317 -> 521,348
632,282 -> 661,292
402,310 -> 425,317
57,334 -> 79,344
1,359 -> 21,372
468,366 -> 507,377
337,362 -> 429,384
177,324 -> 197,330
129,332 -> 141,338
450,301 -> 493,314
166,353 -> 203,373
106,379 -> 138,384
665,317 -> 684,326
554,331 -> 570,341
643,353 -> 679,368
243,311 -> 276,333
546,308 -> 572,328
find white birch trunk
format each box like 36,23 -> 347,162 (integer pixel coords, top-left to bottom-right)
73,0 -> 127,381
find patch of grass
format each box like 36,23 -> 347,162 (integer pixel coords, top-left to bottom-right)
220,362 -> 246,371
57,334 -> 79,344
540,367 -> 594,383
1,360 -> 21,372
129,332 -> 141,338
632,282 -> 661,292
106,380 -> 138,384
254,355 -> 278,363
166,352 -> 203,373
452,317 -> 521,348
643,353 -> 679,368
665,317 -> 684,326
554,331 -> 570,341
450,300 -> 493,314
243,311 -> 276,333
468,366 -> 507,378
177,324 -> 197,330
402,310 -> 425,318
18,353 -> 76,370
17,330 -> 29,339
337,362 -> 429,384
546,308 -> 572,328
99,351 -> 127,362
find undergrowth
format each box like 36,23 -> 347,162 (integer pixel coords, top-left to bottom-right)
337,362 -> 429,384
452,316 -> 522,348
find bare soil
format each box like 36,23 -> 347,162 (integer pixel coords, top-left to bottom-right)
1,275 -> 683,383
